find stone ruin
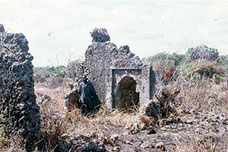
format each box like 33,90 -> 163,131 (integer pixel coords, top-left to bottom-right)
0,24 -> 40,151
187,45 -> 219,61
83,28 -> 156,110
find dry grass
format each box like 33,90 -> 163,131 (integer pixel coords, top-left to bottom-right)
168,80 -> 228,152
39,102 -> 69,152
33,79 -> 228,152
174,131 -> 228,152
176,80 -> 228,114
35,85 -> 69,116
35,85 -> 139,151
0,136 -> 26,152
65,108 -> 137,137
35,84 -> 138,137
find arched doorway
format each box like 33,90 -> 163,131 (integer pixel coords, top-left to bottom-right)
116,76 -> 139,110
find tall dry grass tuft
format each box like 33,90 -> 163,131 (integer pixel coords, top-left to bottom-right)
40,104 -> 68,151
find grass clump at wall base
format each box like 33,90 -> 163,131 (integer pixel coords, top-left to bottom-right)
0,114 -> 10,148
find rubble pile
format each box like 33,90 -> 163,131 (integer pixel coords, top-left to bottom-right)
64,88 -> 81,111
77,141 -> 107,152
0,24 -> 40,151
145,88 -> 180,121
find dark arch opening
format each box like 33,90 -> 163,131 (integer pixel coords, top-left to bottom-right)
116,76 -> 139,110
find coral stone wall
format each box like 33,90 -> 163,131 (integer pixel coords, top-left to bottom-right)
0,24 -> 40,151
85,28 -> 155,109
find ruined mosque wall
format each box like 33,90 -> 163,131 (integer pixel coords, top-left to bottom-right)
0,24 -> 40,151
85,28 -> 154,109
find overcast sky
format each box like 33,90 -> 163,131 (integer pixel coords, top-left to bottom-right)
0,0 -> 228,67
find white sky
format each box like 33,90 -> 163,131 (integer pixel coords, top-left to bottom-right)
0,0 -> 228,67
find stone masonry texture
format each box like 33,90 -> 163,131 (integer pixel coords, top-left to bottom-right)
84,28 -> 155,109
0,24 -> 40,151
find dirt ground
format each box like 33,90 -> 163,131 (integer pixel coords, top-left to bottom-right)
34,81 -> 228,152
